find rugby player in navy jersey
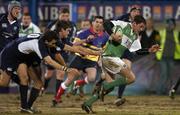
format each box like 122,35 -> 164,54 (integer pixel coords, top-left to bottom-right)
0,1 -> 21,51
42,20 -> 72,95
0,0 -> 21,93
0,22 -> 100,113
43,8 -> 77,97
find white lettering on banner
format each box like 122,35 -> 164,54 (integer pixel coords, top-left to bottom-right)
175,6 -> 180,19
99,6 -> 103,16
50,7 -> 59,20
2,4 -> 178,22
38,7 -> 43,20
38,6 -> 61,20
143,6 -> 151,19
0,7 -> 6,14
45,7 -> 48,20
88,6 -> 114,19
105,6 -> 113,19
88,6 -> 97,19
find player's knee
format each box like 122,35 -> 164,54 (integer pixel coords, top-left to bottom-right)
44,70 -> 53,79
19,75 -> 29,85
87,76 -> 96,83
0,71 -> 11,86
69,69 -> 80,77
127,75 -> 135,84
0,80 -> 9,87
56,71 -> 65,79
34,81 -> 43,89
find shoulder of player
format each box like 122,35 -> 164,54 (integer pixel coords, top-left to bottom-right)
69,21 -> 76,26
0,13 -> 7,18
116,13 -> 130,22
77,28 -> 90,36
46,20 -> 57,29
111,20 -> 129,28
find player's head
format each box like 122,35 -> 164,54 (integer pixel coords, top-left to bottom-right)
42,30 -> 59,48
129,5 -> 141,20
81,19 -> 91,30
132,15 -> 146,34
166,18 -> 176,30
22,13 -> 32,27
59,8 -> 70,21
55,20 -> 71,39
92,16 -> 104,32
146,17 -> 154,30
8,0 -> 21,20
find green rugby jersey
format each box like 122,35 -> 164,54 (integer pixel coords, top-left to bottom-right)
19,22 -> 41,37
104,20 -> 141,58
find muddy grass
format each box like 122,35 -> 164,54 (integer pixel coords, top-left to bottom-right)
0,94 -> 180,115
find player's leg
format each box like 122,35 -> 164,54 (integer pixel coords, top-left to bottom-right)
102,57 -> 135,90
115,58 -> 132,106
53,68 -> 80,106
55,70 -> 65,96
27,66 -> 43,113
0,70 -> 11,87
82,71 -> 113,113
71,59 -> 97,94
67,56 -> 84,95
99,57 -> 135,102
73,67 -> 96,91
169,77 -> 180,99
17,63 -> 34,114
43,67 -> 54,90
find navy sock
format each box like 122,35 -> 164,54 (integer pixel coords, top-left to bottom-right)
19,85 -> 28,108
44,78 -> 51,90
28,87 -> 40,108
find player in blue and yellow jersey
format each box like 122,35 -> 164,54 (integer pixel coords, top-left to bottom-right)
53,16 -> 109,105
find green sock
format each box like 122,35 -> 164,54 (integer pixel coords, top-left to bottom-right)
84,94 -> 99,106
103,77 -> 127,90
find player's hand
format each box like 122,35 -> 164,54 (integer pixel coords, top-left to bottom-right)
73,35 -> 95,46
148,44 -> 161,53
73,40 -> 84,45
86,35 -> 95,42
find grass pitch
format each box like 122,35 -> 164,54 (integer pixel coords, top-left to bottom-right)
0,94 -> 180,115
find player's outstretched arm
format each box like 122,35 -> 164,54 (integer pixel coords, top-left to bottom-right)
54,53 -> 66,66
63,44 -> 101,56
43,55 -> 67,71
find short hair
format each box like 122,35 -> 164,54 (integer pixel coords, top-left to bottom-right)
23,13 -> 31,17
92,16 -> 104,22
130,5 -> 141,12
55,20 -> 71,32
133,15 -> 146,25
60,8 -> 69,14
41,30 -> 59,42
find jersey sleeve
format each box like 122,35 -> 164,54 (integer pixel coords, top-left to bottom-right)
111,20 -> 128,28
76,30 -> 88,40
33,24 -> 41,33
56,40 -> 65,51
38,39 -> 49,59
129,38 -> 142,52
